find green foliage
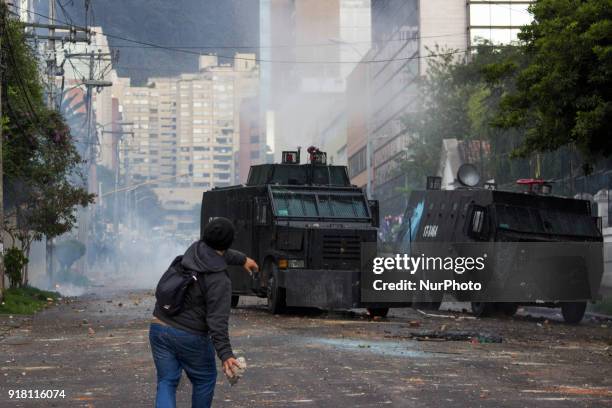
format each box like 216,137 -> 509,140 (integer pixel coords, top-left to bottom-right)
400,44 -> 525,188
1,13 -> 95,247
0,286 -> 59,315
399,47 -> 466,187
492,0 -> 612,162
4,247 -> 28,288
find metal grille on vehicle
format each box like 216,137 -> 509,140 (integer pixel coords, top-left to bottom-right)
322,235 -> 361,261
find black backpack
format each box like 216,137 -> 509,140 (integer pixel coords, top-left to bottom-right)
155,255 -> 201,316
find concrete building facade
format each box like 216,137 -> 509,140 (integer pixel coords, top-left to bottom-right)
261,0 -> 371,161
346,0 -> 534,217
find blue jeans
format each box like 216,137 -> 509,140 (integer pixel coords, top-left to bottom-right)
149,323 -> 217,408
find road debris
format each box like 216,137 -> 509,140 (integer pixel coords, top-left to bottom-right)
409,330 -> 502,343
415,309 -> 477,320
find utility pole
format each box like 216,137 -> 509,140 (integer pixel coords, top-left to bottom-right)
44,0 -> 56,281
63,50 -> 112,273
0,0 -> 5,300
47,0 -> 55,106
101,128 -> 134,234
13,3 -> 91,281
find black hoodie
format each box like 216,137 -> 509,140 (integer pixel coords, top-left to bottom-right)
153,241 -> 246,362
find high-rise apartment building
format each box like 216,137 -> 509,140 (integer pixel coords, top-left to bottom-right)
118,54 -> 258,189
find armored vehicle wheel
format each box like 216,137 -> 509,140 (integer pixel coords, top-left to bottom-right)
498,302 -> 518,317
266,262 -> 286,314
367,307 -> 389,318
561,301 -> 586,324
231,295 -> 240,308
471,302 -> 495,317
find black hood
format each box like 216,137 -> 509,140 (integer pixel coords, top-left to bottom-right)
181,240 -> 227,273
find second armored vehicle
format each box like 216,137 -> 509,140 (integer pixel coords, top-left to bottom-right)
393,165 -> 603,323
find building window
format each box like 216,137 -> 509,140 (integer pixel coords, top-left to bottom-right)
468,1 -> 533,45
348,147 -> 367,178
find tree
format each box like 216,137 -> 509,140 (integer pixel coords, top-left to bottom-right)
1,16 -> 94,283
492,0 -> 612,167
399,44 -> 527,189
4,247 -> 27,289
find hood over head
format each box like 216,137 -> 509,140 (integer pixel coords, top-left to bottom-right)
181,240 -> 227,273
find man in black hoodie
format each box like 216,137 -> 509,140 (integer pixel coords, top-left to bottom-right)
150,218 -> 257,408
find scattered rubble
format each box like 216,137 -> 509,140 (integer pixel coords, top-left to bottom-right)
409,330 -> 503,343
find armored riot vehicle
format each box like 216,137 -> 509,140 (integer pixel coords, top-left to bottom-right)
394,164 -> 604,323
201,147 -> 393,315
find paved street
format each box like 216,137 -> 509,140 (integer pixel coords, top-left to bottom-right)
1,290 -> 611,407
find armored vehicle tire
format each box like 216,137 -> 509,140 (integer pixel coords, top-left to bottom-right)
561,301 -> 586,324
471,302 -> 495,317
231,295 -> 240,308
367,307 -> 389,318
498,302 -> 518,317
266,261 -> 287,314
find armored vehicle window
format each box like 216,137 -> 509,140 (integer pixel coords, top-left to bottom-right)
318,196 -> 368,218
329,167 -> 349,185
247,166 -> 270,185
273,193 -> 318,217
496,205 -> 545,233
312,167 -> 330,185
312,166 -> 350,186
271,165 -> 308,185
272,190 -> 368,219
496,204 -> 599,237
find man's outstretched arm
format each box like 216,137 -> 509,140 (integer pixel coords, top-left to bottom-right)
224,249 -> 258,274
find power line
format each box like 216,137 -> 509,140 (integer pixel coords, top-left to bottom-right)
101,30 -> 470,65
106,31 -> 468,50
34,6 -> 473,49
57,0 -> 74,25
24,8 -> 473,65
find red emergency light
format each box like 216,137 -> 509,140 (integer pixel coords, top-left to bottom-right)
516,179 -> 553,194
282,151 -> 299,164
307,146 -> 327,165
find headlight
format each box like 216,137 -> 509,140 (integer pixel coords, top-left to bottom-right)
287,259 -> 305,268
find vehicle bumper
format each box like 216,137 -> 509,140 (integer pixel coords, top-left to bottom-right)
279,268 -> 411,309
